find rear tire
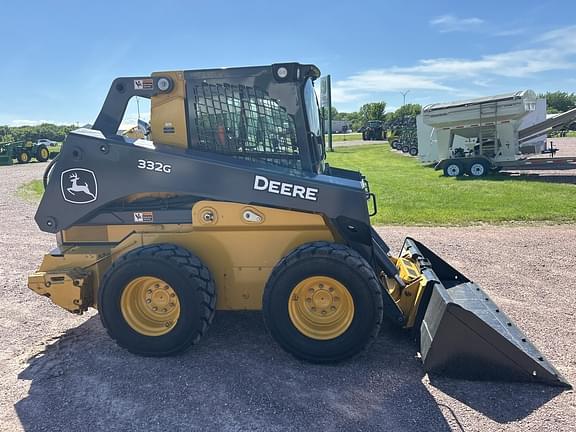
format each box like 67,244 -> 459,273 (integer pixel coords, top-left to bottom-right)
401,145 -> 410,153
263,241 -> 383,363
17,151 -> 30,164
99,244 -> 216,356
409,147 -> 418,156
467,159 -> 489,177
36,145 -> 50,162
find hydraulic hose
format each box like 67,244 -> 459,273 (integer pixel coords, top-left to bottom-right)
43,153 -> 59,189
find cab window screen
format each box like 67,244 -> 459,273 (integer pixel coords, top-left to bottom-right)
192,82 -> 300,170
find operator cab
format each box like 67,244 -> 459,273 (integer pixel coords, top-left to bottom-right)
94,63 -> 326,175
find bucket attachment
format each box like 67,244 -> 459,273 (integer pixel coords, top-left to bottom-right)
400,238 -> 571,388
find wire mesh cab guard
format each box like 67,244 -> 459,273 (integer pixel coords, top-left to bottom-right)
191,82 -> 300,170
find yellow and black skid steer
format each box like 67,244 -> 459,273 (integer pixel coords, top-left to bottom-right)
29,63 -> 570,387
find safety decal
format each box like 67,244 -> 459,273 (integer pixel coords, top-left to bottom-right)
134,212 -> 154,223
134,78 -> 154,90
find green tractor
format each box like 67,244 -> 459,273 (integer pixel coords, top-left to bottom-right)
2,140 -> 52,165
361,120 -> 384,141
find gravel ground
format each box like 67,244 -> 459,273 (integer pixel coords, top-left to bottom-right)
0,162 -> 575,432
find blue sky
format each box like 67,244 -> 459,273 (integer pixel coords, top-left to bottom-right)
1,0 -> 575,126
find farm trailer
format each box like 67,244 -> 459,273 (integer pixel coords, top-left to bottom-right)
418,91 -> 576,177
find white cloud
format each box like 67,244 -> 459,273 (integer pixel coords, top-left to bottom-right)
331,70 -> 453,105
331,25 -> 576,108
430,14 -> 484,33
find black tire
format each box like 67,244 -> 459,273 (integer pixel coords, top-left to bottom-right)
401,145 -> 410,153
99,244 -> 216,356
36,145 -> 50,162
409,147 -> 418,156
392,140 -> 400,150
443,161 -> 463,177
466,159 -> 489,177
362,132 -> 368,141
17,151 -> 30,164
263,241 -> 383,363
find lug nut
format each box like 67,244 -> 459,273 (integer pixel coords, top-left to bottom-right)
170,293 -> 176,298
328,287 -> 334,292
152,306 -> 158,311
319,284 -> 324,289
146,299 -> 151,304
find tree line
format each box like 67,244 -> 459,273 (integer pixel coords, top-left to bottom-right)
329,91 -> 575,131
0,123 -> 77,143
540,91 -> 576,114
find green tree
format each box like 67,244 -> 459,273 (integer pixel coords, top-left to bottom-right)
359,102 -> 386,123
394,103 -> 422,118
541,91 -> 576,114
0,123 -> 76,143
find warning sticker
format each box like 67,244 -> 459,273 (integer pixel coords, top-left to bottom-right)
134,79 -> 154,90
134,211 -> 154,223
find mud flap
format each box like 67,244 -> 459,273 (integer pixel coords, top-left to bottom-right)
401,237 -> 571,388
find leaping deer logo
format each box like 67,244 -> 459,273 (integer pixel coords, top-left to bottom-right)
61,168 -> 98,203
67,172 -> 96,199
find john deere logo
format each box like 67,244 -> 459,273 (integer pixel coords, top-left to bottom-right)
61,168 -> 98,204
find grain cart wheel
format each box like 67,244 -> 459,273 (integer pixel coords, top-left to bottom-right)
36,145 -> 50,162
17,151 -> 30,164
401,144 -> 410,153
392,140 -> 400,149
99,244 -> 216,356
467,159 -> 489,177
443,161 -> 463,177
409,147 -> 418,156
263,241 -> 383,363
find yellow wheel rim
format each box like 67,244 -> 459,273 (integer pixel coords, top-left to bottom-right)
288,276 -> 354,340
21,153 -> 29,162
120,276 -> 180,336
40,148 -> 49,159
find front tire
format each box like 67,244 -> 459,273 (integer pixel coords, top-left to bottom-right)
99,244 -> 216,356
17,151 -> 30,164
263,242 -> 383,363
443,161 -> 463,177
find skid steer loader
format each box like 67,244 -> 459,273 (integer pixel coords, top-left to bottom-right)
28,63 -> 569,387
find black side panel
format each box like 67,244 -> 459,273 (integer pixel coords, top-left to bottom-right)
36,131 -> 370,238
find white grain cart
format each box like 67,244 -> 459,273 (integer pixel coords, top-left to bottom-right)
421,91 -> 576,177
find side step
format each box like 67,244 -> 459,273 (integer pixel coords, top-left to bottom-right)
402,237 -> 571,388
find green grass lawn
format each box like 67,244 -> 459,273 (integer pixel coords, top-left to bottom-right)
325,133 -> 362,142
327,144 -> 576,225
18,179 -> 44,202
